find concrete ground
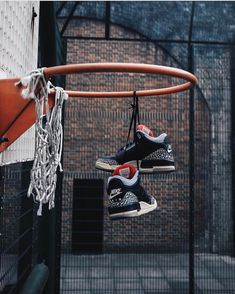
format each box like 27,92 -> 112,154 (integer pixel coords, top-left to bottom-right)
60,253 -> 235,294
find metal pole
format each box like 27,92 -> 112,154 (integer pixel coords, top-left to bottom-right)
188,2 -> 195,294
231,47 -> 235,256
0,167 -> 3,267
188,44 -> 195,294
38,2 -> 65,293
105,2 -> 111,39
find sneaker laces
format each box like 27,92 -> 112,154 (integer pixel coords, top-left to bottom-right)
123,91 -> 140,168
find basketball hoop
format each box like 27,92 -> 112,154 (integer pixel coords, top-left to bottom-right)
0,63 -> 197,215
0,63 -> 197,154
45,62 -> 197,97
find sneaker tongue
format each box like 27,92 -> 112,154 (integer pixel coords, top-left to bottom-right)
112,163 -> 137,179
137,124 -> 154,137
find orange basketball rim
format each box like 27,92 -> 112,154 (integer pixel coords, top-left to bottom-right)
0,63 -> 197,153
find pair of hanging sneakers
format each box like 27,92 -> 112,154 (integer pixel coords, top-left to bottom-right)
95,125 -> 175,220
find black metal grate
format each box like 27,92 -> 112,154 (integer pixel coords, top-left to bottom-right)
0,162 -> 39,294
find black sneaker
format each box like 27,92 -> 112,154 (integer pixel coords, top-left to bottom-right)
107,163 -> 157,220
96,124 -> 175,173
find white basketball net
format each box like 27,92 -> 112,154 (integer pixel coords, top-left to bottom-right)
19,69 -> 68,215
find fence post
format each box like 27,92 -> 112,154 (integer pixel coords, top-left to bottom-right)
231,47 -> 235,256
188,3 -> 195,293
188,45 -> 195,294
0,167 -> 3,270
38,2 -> 65,293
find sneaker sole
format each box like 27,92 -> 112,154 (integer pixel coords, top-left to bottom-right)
109,209 -> 141,220
140,165 -> 175,173
138,199 -> 157,216
95,161 -> 175,173
95,160 -> 136,172
109,199 -> 157,219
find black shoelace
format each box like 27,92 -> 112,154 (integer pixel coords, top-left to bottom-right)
123,91 -> 140,170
